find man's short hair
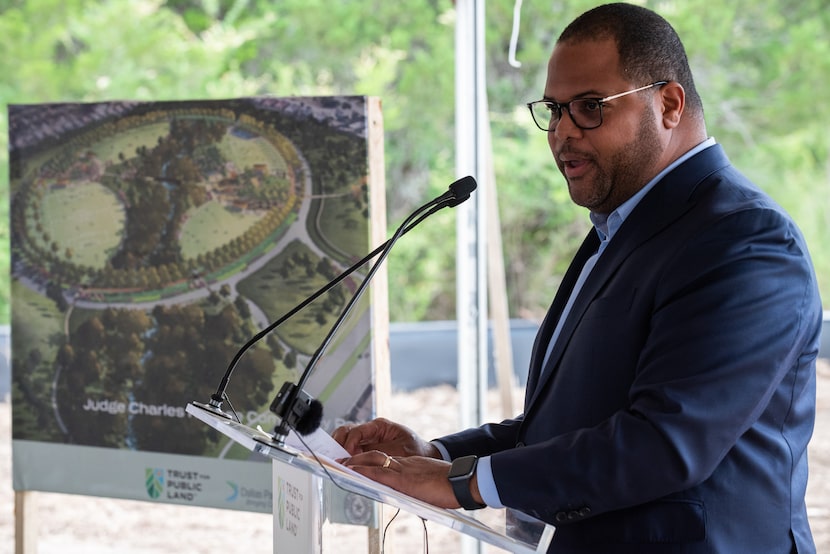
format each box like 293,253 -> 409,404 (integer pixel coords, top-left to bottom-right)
558,2 -> 704,116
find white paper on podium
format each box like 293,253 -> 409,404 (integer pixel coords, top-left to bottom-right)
272,423 -> 438,505
187,402 -> 554,553
281,426 -> 350,460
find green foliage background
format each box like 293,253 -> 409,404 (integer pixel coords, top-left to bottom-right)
1,0 -> 828,325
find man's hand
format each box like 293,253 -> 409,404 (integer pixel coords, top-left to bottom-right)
340,450 -> 470,509
332,417 -> 441,458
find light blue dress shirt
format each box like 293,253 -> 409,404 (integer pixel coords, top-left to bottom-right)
466,138 -> 717,509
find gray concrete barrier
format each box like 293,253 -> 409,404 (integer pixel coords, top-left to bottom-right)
1,313 -> 827,401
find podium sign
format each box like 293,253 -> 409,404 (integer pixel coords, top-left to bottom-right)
274,461 -> 323,554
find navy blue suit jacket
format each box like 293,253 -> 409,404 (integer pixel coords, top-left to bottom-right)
438,145 -> 823,553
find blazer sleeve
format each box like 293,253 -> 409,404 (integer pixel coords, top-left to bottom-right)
435,414 -> 524,459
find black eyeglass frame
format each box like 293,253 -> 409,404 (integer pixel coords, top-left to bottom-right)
526,81 -> 668,131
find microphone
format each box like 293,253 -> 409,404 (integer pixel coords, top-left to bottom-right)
446,175 -> 476,206
268,175 -> 477,443
189,177 -> 477,436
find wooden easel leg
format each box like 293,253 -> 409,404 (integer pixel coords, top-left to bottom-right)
15,490 -> 38,554
366,503 -> 388,554
367,525 -> 381,554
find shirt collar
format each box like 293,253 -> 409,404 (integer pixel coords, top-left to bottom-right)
590,137 -> 717,251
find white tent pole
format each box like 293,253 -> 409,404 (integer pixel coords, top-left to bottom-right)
455,0 -> 488,430
455,0 -> 488,548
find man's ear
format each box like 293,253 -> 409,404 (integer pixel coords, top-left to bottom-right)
659,81 -> 685,129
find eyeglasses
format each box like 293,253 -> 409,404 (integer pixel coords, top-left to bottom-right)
527,81 -> 668,131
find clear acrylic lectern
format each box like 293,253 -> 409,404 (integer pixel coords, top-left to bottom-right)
186,402 -> 554,553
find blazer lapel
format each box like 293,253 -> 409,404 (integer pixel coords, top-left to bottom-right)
525,230 -> 599,399
524,144 -> 733,413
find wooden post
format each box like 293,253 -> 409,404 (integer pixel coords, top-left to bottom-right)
366,96 -> 389,554
483,102 -> 516,420
15,491 -> 37,554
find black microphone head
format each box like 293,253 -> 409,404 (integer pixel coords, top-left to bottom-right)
447,176 -> 477,207
294,399 -> 323,435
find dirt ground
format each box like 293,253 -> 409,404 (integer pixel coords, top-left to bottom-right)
1,358 -> 829,553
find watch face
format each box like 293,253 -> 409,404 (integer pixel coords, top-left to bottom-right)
449,455 -> 477,479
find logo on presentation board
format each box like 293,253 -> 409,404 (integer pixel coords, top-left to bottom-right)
344,492 -> 372,525
226,481 -> 239,502
145,468 -> 165,499
228,482 -> 272,510
144,467 -> 209,502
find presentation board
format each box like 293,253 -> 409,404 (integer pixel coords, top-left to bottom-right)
8,96 -> 388,519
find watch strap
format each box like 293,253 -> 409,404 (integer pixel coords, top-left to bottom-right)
449,456 -> 486,510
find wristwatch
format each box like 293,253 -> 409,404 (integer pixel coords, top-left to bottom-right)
448,455 -> 486,510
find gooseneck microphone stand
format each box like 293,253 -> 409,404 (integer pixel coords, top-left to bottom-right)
190,176 -> 477,449
268,179 -> 474,444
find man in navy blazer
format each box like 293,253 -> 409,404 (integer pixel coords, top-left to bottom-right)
334,3 -> 823,552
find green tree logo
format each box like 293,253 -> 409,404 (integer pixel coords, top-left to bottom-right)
145,468 -> 164,499
277,477 -> 286,529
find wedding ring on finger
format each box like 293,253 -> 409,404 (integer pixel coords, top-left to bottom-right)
382,455 -> 392,469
